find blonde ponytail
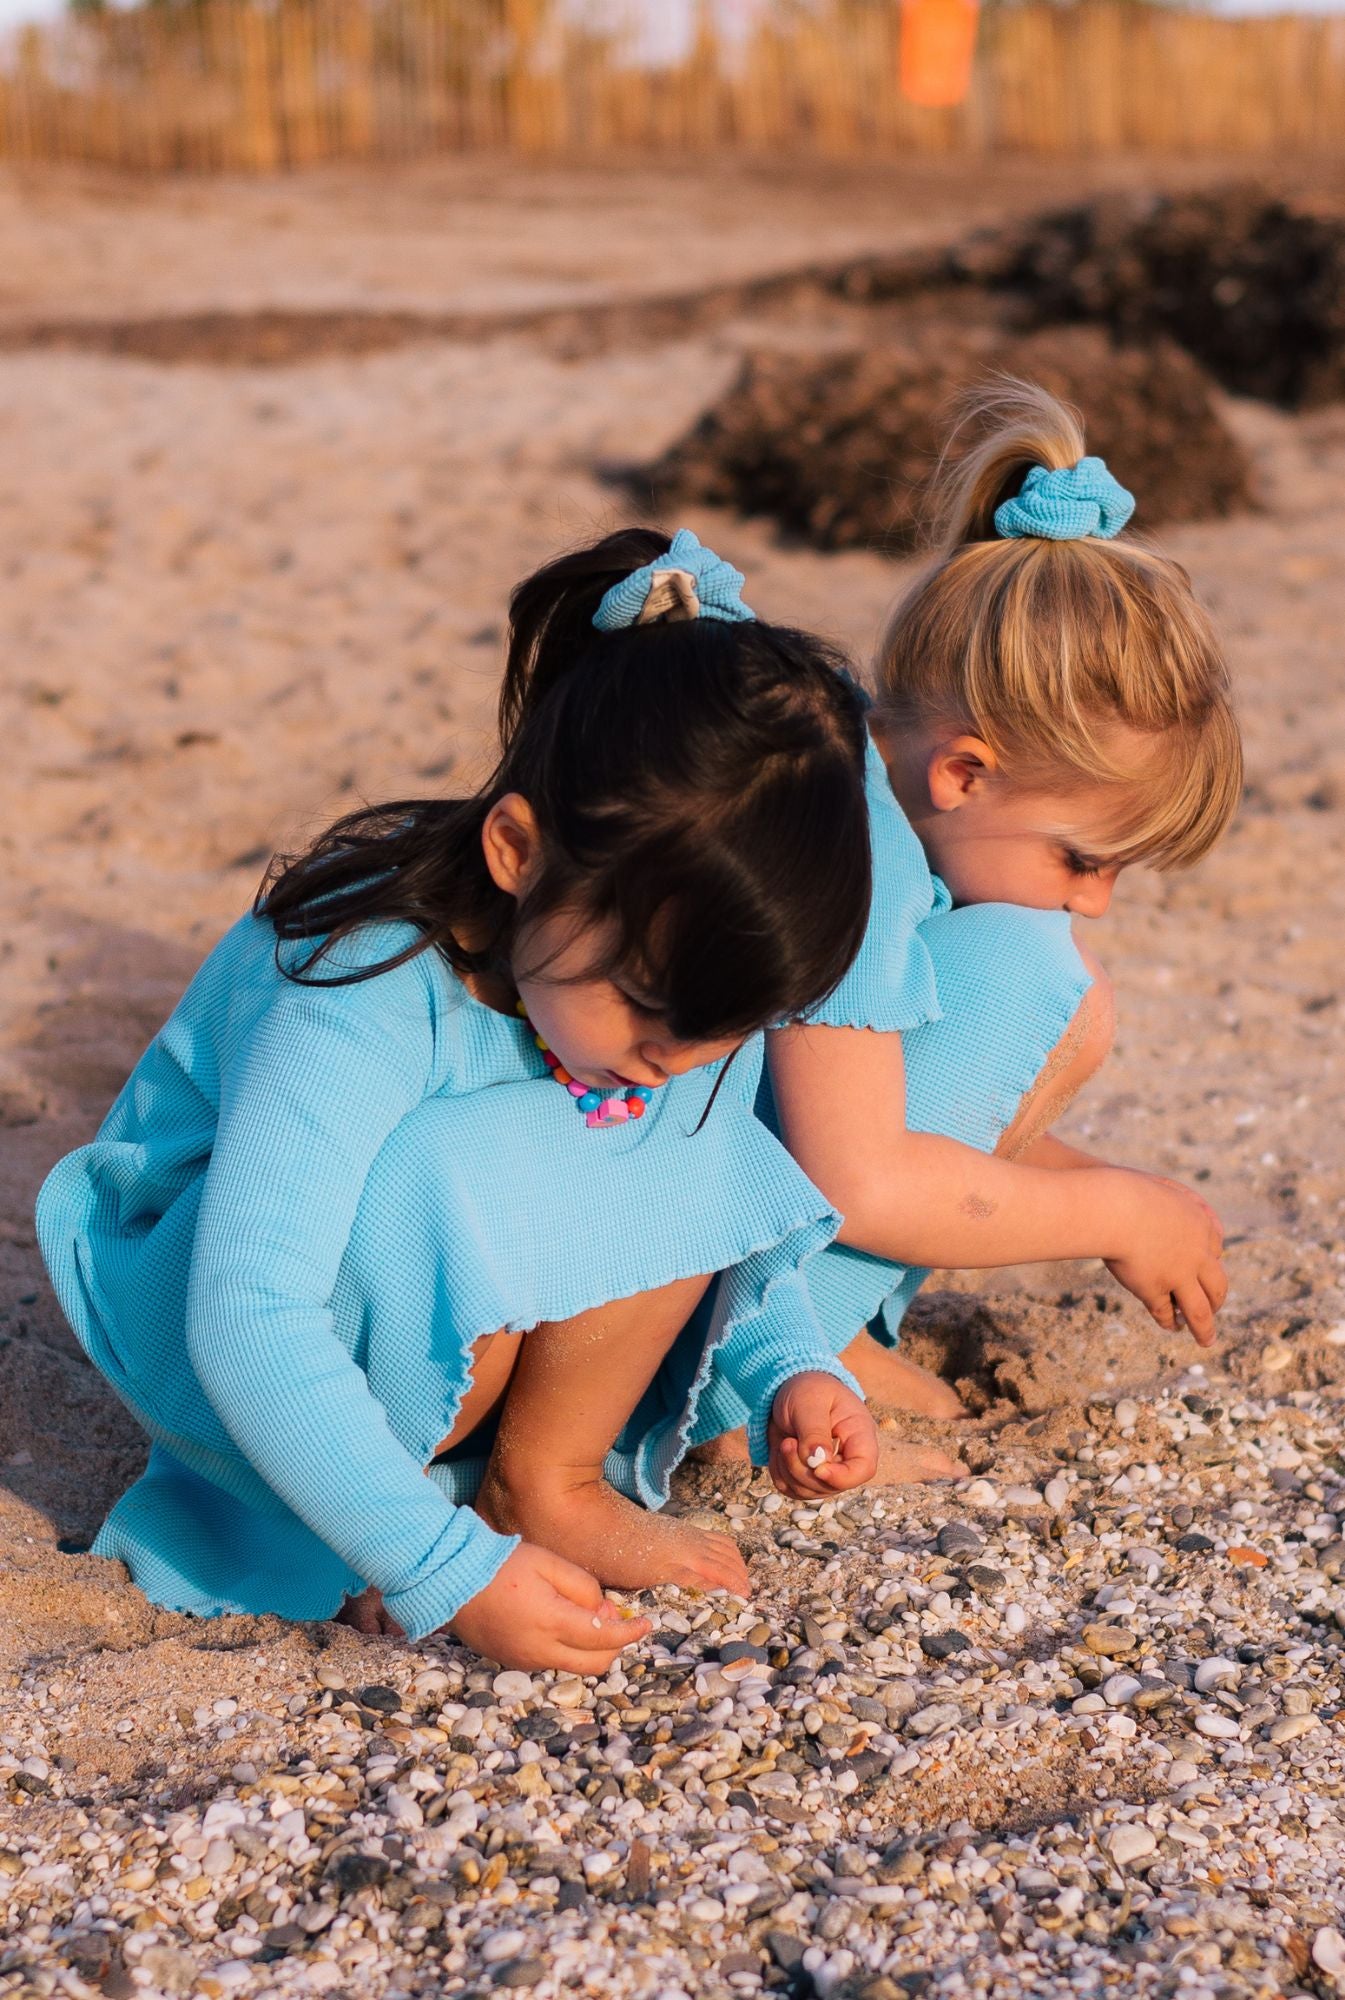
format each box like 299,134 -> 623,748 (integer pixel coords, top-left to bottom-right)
876,382 -> 1242,871
931,378 -> 1087,549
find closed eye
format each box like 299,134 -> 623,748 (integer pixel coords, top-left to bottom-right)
618,986 -> 667,1021
1062,847 -> 1103,878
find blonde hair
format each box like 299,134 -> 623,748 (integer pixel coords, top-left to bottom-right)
875,381 -> 1242,869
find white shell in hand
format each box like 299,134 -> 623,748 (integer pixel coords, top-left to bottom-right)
806,1446 -> 829,1470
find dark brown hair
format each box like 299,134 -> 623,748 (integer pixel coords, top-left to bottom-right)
257,528 -> 871,1044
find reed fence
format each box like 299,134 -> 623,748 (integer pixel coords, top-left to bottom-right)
1,0 -> 1344,174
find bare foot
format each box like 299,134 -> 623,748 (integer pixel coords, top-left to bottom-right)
334,1585 -> 405,1638
873,1433 -> 964,1484
685,1430 -> 752,1468
476,1465 -> 751,1597
842,1332 -> 969,1420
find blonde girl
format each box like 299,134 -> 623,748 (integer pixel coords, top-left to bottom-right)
697,384 -> 1239,1487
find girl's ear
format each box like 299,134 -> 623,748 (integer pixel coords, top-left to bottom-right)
926,735 -> 999,814
481,793 -> 542,898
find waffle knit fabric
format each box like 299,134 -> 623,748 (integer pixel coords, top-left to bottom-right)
689,735 -> 1094,1446
35,914 -> 857,1640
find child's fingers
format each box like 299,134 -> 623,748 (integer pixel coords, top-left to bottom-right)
799,1430 -> 836,1474
1140,1287 -> 1177,1332
811,1455 -> 864,1491
1174,1278 -> 1216,1346
1202,1258 -> 1229,1315
546,1589 -> 649,1655
772,1435 -> 831,1500
832,1415 -> 879,1485
534,1546 -> 607,1610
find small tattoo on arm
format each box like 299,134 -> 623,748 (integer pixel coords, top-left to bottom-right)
961,1192 -> 998,1220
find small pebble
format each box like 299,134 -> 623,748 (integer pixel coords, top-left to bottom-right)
1082,1624 -> 1138,1657
1314,1929 -> 1345,1979
481,1930 -> 530,1965
1107,1824 -> 1156,1866
1268,1713 -> 1318,1743
492,1671 -> 535,1705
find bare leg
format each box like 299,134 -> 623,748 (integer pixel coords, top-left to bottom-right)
842,1337 -> 970,1419
475,1276 -> 753,1597
995,943 -> 1115,1162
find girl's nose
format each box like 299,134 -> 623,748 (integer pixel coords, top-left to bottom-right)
634,1043 -> 673,1083
1067,875 -> 1117,919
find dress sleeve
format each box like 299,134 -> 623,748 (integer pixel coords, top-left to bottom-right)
184,932 -> 518,1641
804,733 -> 943,1034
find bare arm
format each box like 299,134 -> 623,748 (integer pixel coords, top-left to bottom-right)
769,1021 -> 1132,1267
767,1022 -> 1224,1338
1016,1131 -> 1109,1171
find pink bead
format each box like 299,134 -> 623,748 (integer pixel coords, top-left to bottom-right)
567,1081 -> 587,1098
585,1110 -> 603,1127
599,1098 -> 630,1124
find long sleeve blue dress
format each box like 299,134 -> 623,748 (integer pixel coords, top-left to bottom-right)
36,914 -> 859,1640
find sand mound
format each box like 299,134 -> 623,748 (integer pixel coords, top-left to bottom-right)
647,325 -> 1251,554
955,184 -> 1345,410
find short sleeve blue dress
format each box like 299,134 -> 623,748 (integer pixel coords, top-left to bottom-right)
35,914 -> 859,1640
689,733 -> 1094,1444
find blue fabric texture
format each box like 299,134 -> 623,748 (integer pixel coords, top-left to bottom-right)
35,912 -> 848,1639
994,458 -> 1135,542
592,528 -> 755,631
805,732 -> 949,1032
694,738 -> 1093,1441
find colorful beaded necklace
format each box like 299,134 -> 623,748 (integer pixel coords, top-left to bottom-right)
516,1003 -> 655,1129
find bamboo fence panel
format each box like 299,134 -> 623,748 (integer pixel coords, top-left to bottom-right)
2,1 -> 1345,174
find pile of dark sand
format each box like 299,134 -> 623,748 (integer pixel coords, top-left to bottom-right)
648,324 -> 1252,554
951,183 -> 1345,410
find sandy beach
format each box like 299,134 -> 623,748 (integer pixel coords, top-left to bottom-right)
1,155 -> 1343,2000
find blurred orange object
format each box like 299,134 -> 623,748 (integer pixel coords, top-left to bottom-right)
899,0 -> 981,109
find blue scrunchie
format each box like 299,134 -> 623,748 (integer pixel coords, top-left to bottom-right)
993,457 -> 1135,542
593,528 -> 756,631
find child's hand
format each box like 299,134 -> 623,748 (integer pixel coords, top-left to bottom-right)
1105,1171 -> 1227,1345
768,1371 -> 878,1499
449,1541 -> 650,1673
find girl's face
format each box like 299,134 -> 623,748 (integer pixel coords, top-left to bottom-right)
481,794 -> 742,1091
918,784 -> 1126,916
882,728 -> 1128,918
515,912 -> 742,1093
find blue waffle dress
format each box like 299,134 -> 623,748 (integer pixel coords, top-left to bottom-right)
689,733 -> 1094,1444
35,915 -> 859,1641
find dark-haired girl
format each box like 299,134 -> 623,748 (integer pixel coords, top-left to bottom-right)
37,529 -> 878,1674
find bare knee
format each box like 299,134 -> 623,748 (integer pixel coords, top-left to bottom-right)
998,944 -> 1114,1158
1070,943 -> 1116,1083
